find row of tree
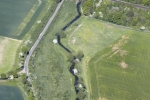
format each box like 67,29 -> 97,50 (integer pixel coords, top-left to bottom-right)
0,71 -> 18,79
82,0 -> 150,30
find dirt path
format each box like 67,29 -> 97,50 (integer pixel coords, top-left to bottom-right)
112,0 -> 150,10
0,38 -> 9,65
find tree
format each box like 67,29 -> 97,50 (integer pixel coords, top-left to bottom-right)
21,45 -> 28,54
67,53 -> 75,62
13,71 -> 18,78
1,73 -> 7,79
83,1 -> 93,15
60,31 -> 66,38
76,50 -> 84,60
143,0 -> 150,6
7,71 -> 13,76
131,18 -> 138,26
126,10 -> 134,18
112,11 -> 123,24
22,74 -> 27,84
28,91 -> 35,100
57,0 -> 61,3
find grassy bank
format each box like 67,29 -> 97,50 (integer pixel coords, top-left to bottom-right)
26,0 -> 78,99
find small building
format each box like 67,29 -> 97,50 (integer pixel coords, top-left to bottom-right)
37,20 -> 42,24
53,39 -> 58,44
79,84 -> 83,88
73,68 -> 78,74
9,75 -> 13,80
140,26 -> 145,30
75,58 -> 80,63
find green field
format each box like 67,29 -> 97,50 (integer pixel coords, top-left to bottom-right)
0,81 -> 25,100
88,32 -> 150,100
0,36 -> 21,74
0,85 -> 24,100
0,0 -> 38,39
62,16 -> 150,100
28,0 -> 78,99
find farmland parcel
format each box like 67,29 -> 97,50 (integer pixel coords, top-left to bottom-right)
0,0 -> 39,39
0,85 -> 24,100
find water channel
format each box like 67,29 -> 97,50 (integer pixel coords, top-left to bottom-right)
57,2 -> 86,100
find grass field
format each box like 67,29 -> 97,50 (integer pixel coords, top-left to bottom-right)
89,32 -> 150,100
0,36 -> 21,74
28,0 -> 78,99
62,16 -> 150,100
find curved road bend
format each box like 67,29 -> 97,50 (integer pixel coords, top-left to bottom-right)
23,0 -> 64,77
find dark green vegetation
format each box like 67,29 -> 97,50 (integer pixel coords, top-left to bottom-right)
82,0 -> 150,30
0,85 -> 24,100
27,0 -> 80,99
123,0 -> 150,6
88,32 -> 150,100
1,73 -> 7,79
0,0 -> 38,39
1,70 -> 18,79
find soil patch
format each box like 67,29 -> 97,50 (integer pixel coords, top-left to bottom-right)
120,61 -> 128,68
99,97 -> 107,100
0,38 -> 9,65
109,35 -> 129,58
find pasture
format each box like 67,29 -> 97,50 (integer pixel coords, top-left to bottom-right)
0,36 -> 21,73
64,17 -> 150,100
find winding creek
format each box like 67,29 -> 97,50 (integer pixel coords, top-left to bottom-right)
57,2 -> 86,100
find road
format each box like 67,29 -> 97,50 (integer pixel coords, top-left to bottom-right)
22,0 -> 64,78
112,0 -> 150,10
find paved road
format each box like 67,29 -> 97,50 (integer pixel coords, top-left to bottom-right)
22,0 -> 64,77
112,0 -> 150,10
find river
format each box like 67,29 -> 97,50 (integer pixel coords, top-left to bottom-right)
57,2 -> 86,100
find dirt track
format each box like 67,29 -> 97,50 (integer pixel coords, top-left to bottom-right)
112,0 -> 150,10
